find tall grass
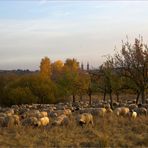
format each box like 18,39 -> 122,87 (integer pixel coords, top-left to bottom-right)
0,114 -> 148,147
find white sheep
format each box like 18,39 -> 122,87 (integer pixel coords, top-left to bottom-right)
128,111 -> 137,119
52,114 -> 69,126
36,117 -> 50,127
40,111 -> 48,117
97,108 -> 107,117
114,107 -> 129,116
77,113 -> 94,126
131,111 -> 137,119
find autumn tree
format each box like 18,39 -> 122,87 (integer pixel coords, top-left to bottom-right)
114,38 -> 148,103
51,60 -> 64,81
58,58 -> 80,103
40,57 -> 51,79
64,58 -> 79,71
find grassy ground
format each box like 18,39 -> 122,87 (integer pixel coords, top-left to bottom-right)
0,114 -> 148,147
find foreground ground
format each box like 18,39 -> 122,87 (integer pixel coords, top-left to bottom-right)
0,114 -> 148,147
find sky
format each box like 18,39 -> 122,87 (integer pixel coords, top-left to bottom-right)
0,0 -> 148,70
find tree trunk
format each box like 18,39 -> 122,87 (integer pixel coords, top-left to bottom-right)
136,91 -> 140,104
80,94 -> 83,101
116,92 -> 119,102
141,89 -> 145,104
103,90 -> 106,102
89,94 -> 92,105
72,94 -> 76,103
109,91 -> 113,109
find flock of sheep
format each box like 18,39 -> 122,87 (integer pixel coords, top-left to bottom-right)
0,99 -> 148,128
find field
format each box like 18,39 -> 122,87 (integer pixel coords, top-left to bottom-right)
0,113 -> 148,147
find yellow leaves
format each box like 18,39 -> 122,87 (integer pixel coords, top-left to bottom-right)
40,57 -> 51,79
64,58 -> 79,72
52,60 -> 64,73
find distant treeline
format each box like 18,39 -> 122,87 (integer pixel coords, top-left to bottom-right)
0,38 -> 147,107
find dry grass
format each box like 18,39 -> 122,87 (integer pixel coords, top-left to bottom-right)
0,114 -> 148,147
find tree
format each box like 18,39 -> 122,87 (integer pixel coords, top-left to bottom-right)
58,58 -> 80,103
64,58 -> 79,71
40,57 -> 51,79
51,60 -> 64,81
76,71 -> 91,103
99,60 -> 114,109
114,38 -> 148,103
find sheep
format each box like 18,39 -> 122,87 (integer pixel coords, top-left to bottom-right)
21,117 -> 38,127
48,111 -> 58,118
40,111 -> 48,117
114,107 -> 130,116
4,116 -> 15,128
0,113 -> 7,118
63,108 -> 72,116
52,114 -> 69,126
128,110 -> 137,119
131,111 -> 137,119
97,108 -> 107,117
106,108 -> 113,114
0,117 -> 5,127
5,109 -> 14,116
11,115 -> 20,126
0,114 -> 20,128
77,113 -> 94,127
25,110 -> 40,118
134,107 -> 147,116
36,117 -> 50,127
128,104 -> 138,111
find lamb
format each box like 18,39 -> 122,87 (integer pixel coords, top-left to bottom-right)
77,113 -> 94,127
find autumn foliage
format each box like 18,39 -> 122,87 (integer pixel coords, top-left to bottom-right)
0,37 -> 147,106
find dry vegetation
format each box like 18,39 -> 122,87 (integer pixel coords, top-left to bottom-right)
0,114 -> 148,147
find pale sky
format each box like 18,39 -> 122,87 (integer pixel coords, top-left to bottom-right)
0,1 -> 148,70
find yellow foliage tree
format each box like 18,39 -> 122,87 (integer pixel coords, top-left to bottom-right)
52,60 -> 64,73
51,60 -> 64,81
40,57 -> 51,79
64,58 -> 79,71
